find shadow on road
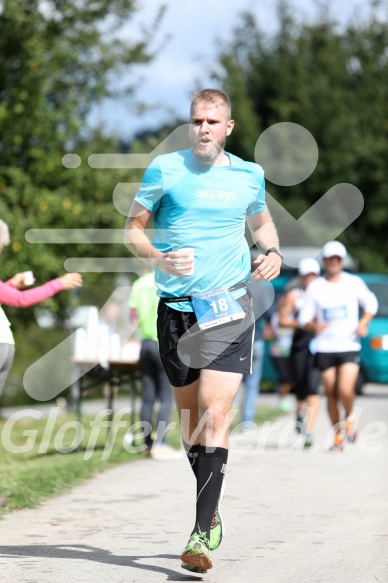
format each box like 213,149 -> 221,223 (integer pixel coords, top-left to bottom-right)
0,544 -> 203,582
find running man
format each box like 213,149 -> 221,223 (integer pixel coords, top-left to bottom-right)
298,241 -> 378,452
125,89 -> 281,573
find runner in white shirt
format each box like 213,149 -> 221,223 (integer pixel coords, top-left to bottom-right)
298,241 -> 378,451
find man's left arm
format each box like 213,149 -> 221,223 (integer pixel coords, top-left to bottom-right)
247,209 -> 282,282
355,278 -> 379,337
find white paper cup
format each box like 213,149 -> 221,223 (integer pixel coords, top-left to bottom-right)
177,247 -> 194,275
22,270 -> 34,286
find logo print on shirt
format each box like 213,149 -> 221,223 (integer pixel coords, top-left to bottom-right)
197,189 -> 236,202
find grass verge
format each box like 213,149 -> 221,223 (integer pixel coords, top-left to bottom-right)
0,402 -> 284,516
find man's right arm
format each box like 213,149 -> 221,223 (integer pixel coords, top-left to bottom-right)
124,202 -> 193,276
124,201 -> 165,267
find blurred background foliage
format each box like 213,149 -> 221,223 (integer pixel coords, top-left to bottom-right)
215,2 -> 388,272
0,0 -> 161,401
0,0 -> 387,403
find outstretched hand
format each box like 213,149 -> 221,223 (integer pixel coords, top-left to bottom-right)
9,273 -> 36,289
59,273 -> 83,290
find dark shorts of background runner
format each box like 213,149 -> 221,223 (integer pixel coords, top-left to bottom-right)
290,346 -> 320,399
271,355 -> 294,384
157,292 -> 255,387
315,351 -> 360,372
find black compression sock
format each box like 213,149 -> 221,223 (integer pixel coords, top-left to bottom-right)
183,441 -> 200,479
192,446 -> 228,540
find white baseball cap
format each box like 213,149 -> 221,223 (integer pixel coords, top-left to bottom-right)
298,258 -> 321,276
322,241 -> 347,259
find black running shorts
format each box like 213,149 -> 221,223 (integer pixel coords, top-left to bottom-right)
290,346 -> 321,399
315,351 -> 360,372
271,356 -> 294,384
157,292 -> 255,387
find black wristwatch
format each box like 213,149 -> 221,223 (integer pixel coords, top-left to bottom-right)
265,247 -> 283,262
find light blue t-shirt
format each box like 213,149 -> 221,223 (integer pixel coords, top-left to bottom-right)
134,149 -> 266,311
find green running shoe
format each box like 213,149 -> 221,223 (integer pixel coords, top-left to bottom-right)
304,433 -> 314,448
209,480 -> 225,551
181,530 -> 212,573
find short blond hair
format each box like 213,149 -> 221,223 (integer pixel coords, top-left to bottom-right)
190,89 -> 232,120
0,219 -> 10,250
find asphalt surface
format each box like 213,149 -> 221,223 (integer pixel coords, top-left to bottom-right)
0,386 -> 387,583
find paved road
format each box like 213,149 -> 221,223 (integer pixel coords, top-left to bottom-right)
0,385 -> 387,583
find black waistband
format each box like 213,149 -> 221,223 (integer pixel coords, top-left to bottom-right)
160,282 -> 247,304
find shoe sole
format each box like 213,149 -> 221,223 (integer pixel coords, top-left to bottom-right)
328,444 -> 344,453
181,552 -> 213,572
181,560 -> 208,574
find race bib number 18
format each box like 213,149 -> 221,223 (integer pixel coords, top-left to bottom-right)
191,287 -> 245,330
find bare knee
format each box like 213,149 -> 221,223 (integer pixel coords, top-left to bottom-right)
179,411 -> 200,443
201,405 -> 231,439
321,369 -> 337,398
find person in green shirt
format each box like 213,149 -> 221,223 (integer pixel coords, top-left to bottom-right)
129,269 -> 178,460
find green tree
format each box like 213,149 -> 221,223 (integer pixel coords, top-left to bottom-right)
0,0 -> 163,323
215,1 -> 388,272
0,1 -> 165,399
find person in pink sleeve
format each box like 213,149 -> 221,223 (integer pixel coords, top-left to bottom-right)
0,219 -> 83,508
